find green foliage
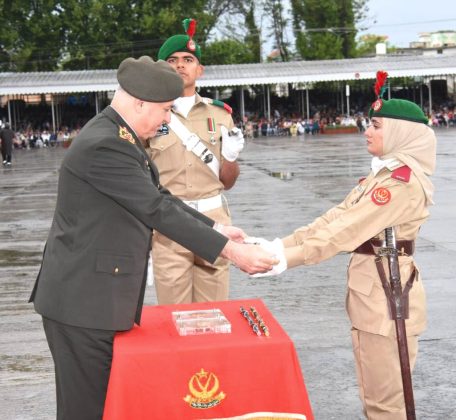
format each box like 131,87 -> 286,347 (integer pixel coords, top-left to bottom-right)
292,0 -> 361,60
0,0 -> 64,71
0,0 -> 229,71
203,39 -> 254,65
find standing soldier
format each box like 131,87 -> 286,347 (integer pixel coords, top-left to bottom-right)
1,123 -> 15,166
149,18 -> 245,304
251,71 -> 436,419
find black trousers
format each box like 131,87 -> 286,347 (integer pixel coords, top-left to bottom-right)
42,317 -> 116,420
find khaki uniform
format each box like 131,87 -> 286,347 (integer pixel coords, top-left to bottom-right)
282,164 -> 428,419
149,94 -> 234,304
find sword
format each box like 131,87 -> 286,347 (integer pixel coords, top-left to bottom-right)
376,227 -> 416,420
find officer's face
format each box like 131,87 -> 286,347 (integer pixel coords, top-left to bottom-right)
166,52 -> 203,90
365,117 -> 383,156
135,100 -> 174,140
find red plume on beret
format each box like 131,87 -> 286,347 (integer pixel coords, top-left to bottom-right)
374,70 -> 388,98
183,18 -> 197,38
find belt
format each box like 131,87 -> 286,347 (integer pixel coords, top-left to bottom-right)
183,194 -> 222,212
354,239 -> 415,256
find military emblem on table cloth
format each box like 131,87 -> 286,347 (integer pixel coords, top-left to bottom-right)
371,187 -> 391,205
119,126 -> 135,144
183,368 -> 226,409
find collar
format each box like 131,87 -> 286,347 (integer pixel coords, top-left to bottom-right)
371,157 -> 401,176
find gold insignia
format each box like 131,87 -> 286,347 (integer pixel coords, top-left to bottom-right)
183,368 -> 226,409
119,126 -> 135,144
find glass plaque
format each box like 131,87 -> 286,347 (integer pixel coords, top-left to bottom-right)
172,309 -> 231,336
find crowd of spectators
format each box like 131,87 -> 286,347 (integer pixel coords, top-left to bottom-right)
238,103 -> 455,139
2,103 -> 455,150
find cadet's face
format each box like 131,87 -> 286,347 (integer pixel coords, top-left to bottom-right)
136,100 -> 173,140
166,52 -> 203,90
365,117 -> 384,156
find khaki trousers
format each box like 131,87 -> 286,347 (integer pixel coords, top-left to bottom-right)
351,329 -> 418,420
152,206 -> 231,304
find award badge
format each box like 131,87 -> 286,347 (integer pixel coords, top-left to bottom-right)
207,117 -> 217,144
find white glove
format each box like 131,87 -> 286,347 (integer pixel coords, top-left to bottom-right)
221,125 -> 244,162
244,236 -> 287,277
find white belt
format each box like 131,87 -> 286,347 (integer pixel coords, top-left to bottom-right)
183,194 -> 222,212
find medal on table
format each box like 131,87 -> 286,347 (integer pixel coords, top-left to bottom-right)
207,118 -> 217,145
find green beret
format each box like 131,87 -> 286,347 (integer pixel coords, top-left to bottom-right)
158,34 -> 202,61
369,98 -> 428,124
117,56 -> 183,102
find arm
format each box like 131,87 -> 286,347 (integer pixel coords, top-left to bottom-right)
85,139 -> 226,263
283,178 -> 423,268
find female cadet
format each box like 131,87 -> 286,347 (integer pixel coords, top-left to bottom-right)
254,72 -> 437,419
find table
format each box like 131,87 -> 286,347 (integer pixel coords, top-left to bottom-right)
103,299 -> 313,420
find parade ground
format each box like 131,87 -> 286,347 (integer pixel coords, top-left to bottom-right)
1,130 -> 455,419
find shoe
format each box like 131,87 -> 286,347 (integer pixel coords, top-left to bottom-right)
6,162 -> 11,166
2,160 -> 6,165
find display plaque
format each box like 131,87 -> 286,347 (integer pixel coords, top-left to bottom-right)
172,309 -> 231,336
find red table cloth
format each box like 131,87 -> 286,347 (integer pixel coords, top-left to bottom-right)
103,299 -> 313,420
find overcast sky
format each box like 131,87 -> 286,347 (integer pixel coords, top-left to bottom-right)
359,0 -> 456,47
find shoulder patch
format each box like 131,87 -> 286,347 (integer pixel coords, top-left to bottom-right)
212,99 -> 232,114
391,166 -> 412,183
119,126 -> 135,144
371,187 -> 391,206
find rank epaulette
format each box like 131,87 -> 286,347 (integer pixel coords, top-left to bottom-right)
391,165 -> 412,183
212,99 -> 232,114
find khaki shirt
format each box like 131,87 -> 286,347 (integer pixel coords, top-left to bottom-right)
282,165 -> 429,336
148,94 -> 234,200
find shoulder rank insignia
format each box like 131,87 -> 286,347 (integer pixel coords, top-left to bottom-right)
391,166 -> 412,183
119,126 -> 135,144
212,99 -> 232,114
371,187 -> 391,206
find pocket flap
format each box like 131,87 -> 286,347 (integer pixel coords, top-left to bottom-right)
96,253 -> 137,275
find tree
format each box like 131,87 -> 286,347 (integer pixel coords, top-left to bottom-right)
203,39 -> 254,65
292,0 -> 368,60
264,0 -> 290,61
0,0 -> 64,71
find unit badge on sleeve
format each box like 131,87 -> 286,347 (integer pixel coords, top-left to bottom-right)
371,187 -> 391,205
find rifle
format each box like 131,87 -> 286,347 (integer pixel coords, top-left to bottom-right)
375,227 -> 416,420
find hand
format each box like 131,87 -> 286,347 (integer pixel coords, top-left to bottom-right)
221,125 -> 244,162
220,241 -> 279,275
218,224 -> 247,243
244,237 -> 288,277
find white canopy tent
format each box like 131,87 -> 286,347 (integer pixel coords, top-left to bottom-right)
1,54 -> 455,130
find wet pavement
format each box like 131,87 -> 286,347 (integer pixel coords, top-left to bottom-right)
1,130 -> 455,419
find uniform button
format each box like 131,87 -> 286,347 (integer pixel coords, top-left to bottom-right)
114,267 -> 119,274
160,145 -> 164,150
188,162 -> 192,166
188,184 -> 192,188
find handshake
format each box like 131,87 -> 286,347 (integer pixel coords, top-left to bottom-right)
217,225 -> 287,276
243,237 -> 288,277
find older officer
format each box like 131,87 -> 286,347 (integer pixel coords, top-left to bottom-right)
149,18 -> 245,304
29,56 -> 276,420
252,73 -> 436,419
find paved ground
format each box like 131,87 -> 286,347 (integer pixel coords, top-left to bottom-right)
1,129 -> 455,419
